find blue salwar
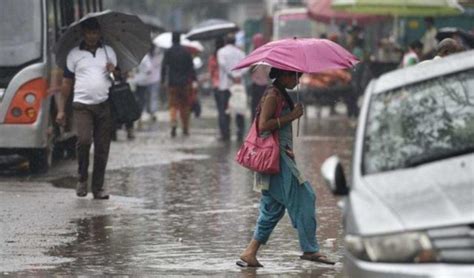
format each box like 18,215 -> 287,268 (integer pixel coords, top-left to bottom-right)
253,105 -> 319,253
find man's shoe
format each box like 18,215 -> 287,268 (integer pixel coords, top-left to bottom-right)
93,191 -> 109,200
76,182 -> 88,197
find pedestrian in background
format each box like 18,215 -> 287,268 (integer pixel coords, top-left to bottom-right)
161,32 -> 196,137
56,18 -> 115,199
418,38 -> 463,66
216,33 -> 246,141
421,16 -> 438,60
434,38 -> 463,58
208,37 -> 225,138
401,40 -> 423,68
131,46 -> 161,124
238,68 -> 334,267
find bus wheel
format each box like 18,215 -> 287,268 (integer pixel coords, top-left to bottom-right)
28,148 -> 52,174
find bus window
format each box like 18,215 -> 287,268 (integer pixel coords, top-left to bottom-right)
0,0 -> 42,86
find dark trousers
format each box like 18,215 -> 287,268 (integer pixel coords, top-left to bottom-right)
214,89 -> 244,140
136,85 -> 152,114
214,89 -> 231,139
73,101 -> 112,194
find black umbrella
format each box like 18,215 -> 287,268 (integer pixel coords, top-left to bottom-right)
55,10 -> 151,72
137,14 -> 165,33
185,19 -> 239,41
436,27 -> 474,49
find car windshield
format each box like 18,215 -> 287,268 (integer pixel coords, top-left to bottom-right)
0,0 -> 42,66
363,68 -> 474,174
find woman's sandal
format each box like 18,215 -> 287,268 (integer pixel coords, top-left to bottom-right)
300,254 -> 336,265
236,258 -> 263,268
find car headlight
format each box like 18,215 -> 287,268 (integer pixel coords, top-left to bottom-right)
345,232 -> 438,263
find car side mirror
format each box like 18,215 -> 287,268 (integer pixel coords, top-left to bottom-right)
321,155 -> 349,196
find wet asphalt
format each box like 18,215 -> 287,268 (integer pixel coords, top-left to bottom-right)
0,97 -> 355,277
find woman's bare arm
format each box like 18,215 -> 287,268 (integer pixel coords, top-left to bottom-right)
258,93 -> 303,133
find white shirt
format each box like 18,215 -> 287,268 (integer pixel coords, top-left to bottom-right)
401,51 -> 419,68
421,27 -> 438,56
217,44 -> 246,90
130,52 -> 162,86
66,45 -> 117,105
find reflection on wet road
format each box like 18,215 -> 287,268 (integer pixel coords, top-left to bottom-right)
11,111 -> 355,277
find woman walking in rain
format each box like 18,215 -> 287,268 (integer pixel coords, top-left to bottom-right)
237,68 -> 334,267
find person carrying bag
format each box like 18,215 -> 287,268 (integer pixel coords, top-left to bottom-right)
236,68 -> 335,268
235,86 -> 283,174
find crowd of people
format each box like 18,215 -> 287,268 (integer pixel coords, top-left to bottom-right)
301,16 -> 470,119
56,14 -> 472,198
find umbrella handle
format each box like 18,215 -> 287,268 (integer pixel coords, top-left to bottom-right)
296,72 -> 300,137
101,39 -> 118,83
297,118 -> 300,137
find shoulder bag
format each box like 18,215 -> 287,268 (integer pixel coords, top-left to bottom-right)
102,43 -> 141,123
235,90 -> 284,174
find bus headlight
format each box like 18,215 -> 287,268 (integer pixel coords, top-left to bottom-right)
345,232 -> 437,263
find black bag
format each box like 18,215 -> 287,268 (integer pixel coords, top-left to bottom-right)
108,82 -> 141,123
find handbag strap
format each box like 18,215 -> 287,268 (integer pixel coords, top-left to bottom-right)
101,41 -> 119,84
255,87 -> 285,133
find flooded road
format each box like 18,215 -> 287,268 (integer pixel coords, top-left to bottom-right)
1,102 -> 355,277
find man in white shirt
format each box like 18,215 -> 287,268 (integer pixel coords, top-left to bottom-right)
131,47 -> 162,123
421,17 -> 438,59
216,34 -> 246,141
56,18 -> 117,200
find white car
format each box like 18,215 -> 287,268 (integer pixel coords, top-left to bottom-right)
321,50 -> 474,278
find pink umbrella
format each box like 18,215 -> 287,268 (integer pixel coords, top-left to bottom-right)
233,38 -> 358,73
233,38 -> 358,136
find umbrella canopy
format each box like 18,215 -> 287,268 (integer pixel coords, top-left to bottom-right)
55,10 -> 151,72
331,0 -> 464,16
153,32 -> 204,53
233,38 -> 358,74
436,27 -> 474,48
137,14 -> 165,33
185,19 -> 239,41
307,0 -> 387,25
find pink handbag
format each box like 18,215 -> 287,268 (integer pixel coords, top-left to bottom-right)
235,97 -> 284,174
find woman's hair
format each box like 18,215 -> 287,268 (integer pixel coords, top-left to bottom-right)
214,37 -> 225,55
269,68 -> 302,79
269,68 -> 300,110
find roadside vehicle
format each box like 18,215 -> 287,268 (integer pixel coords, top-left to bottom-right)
321,50 -> 474,277
272,7 -> 325,41
0,0 -> 103,173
